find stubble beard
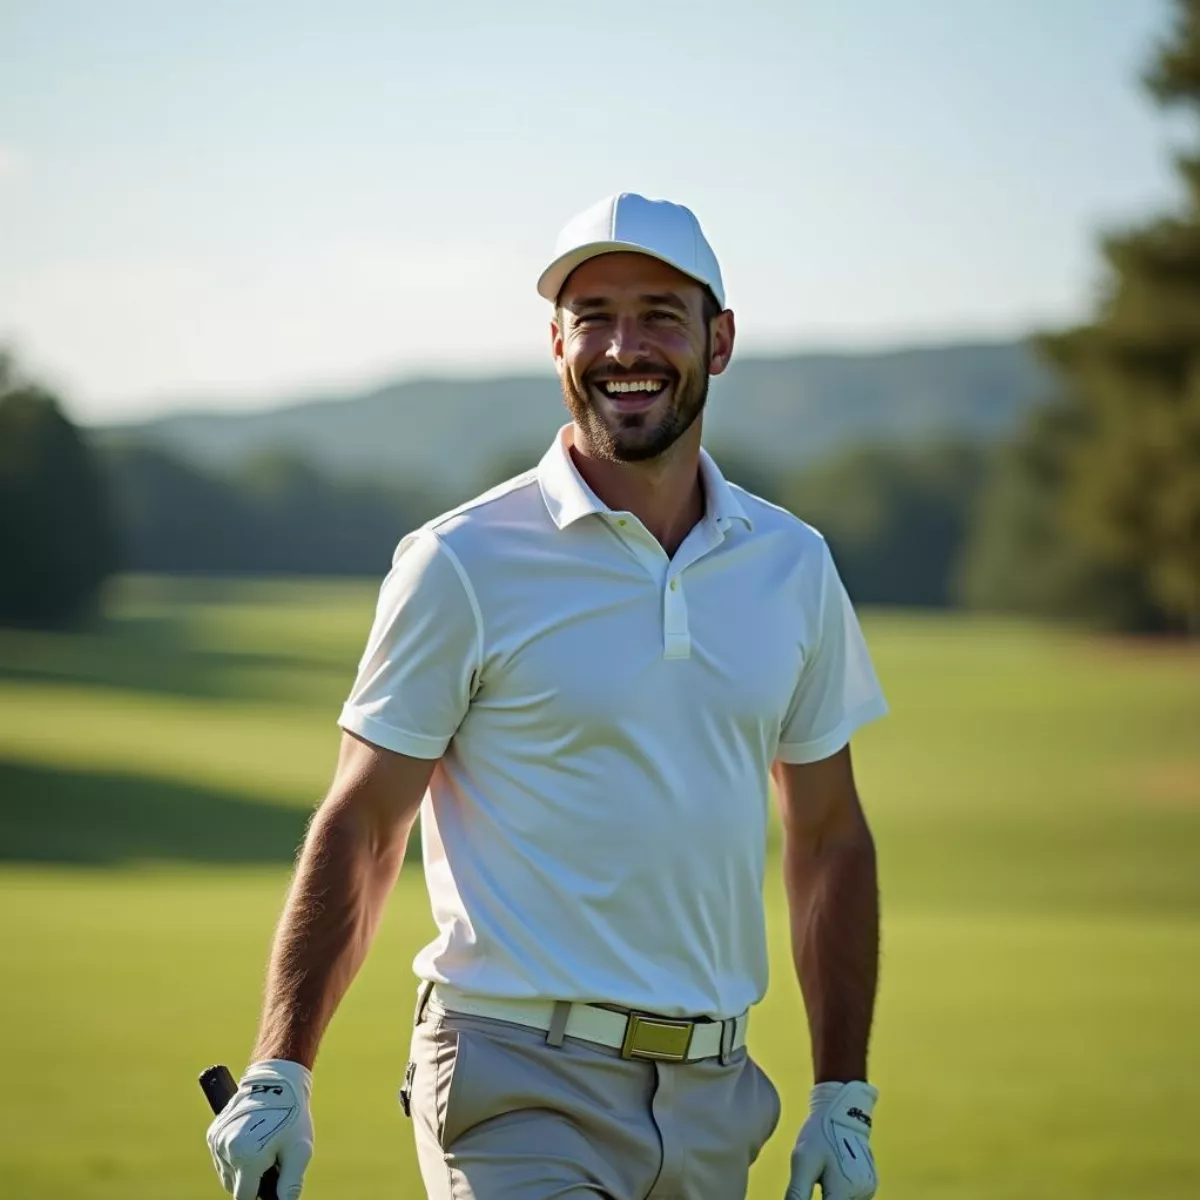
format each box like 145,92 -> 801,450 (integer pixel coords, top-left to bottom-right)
562,343 -> 711,465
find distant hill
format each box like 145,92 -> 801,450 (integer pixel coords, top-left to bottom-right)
98,339 -> 1051,496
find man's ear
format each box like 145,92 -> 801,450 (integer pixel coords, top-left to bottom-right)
551,311 -> 566,376
708,310 -> 736,377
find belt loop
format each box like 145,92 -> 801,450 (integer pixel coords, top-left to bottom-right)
719,1017 -> 734,1065
413,980 -> 435,1027
545,1001 -> 571,1048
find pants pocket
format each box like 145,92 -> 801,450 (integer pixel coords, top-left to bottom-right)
745,1055 -> 782,1163
408,1020 -> 462,1150
410,1020 -> 527,1152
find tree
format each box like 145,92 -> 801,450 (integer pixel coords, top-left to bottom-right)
229,450 -> 433,575
0,352 -> 118,626
784,441 -> 991,608
101,440 -> 259,573
99,440 -> 434,577
958,403 -> 1164,628
970,0 -> 1200,631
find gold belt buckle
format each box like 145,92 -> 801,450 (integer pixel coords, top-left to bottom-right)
620,1012 -> 695,1061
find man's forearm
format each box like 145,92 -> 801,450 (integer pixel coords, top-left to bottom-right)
251,797 -> 411,1068
783,819 -> 879,1083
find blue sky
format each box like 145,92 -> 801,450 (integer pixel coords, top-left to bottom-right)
0,0 -> 1184,421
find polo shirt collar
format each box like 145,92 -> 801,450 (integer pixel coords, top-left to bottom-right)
699,446 -> 754,532
538,425 -> 754,532
538,426 -> 607,529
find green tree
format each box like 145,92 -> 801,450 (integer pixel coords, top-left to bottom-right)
968,0 -> 1200,631
230,450 -> 432,575
783,440 -> 990,608
101,440 -> 258,573
958,403 -> 1163,628
0,352 -> 118,626
100,440 -> 433,577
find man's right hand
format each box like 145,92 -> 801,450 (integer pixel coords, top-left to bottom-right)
206,1060 -> 314,1200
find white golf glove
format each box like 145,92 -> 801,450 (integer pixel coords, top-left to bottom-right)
785,1080 -> 878,1200
206,1059 -> 314,1200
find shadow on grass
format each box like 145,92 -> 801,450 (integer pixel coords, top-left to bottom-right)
0,760 -> 311,866
0,759 -> 424,867
0,612 -> 349,705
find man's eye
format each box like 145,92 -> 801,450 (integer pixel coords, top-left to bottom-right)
575,313 -> 607,326
646,310 -> 679,322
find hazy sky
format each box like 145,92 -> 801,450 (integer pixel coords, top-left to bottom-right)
0,0 -> 1185,422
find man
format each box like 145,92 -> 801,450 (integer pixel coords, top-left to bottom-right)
207,192 -> 887,1200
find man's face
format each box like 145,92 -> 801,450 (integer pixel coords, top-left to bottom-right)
551,253 -> 734,463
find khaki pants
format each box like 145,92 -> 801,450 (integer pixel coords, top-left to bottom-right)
404,1002 -> 781,1199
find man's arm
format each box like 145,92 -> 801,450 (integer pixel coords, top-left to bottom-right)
774,745 -> 878,1083
250,730 -> 436,1068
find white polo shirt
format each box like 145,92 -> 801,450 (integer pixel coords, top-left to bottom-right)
339,426 -> 887,1019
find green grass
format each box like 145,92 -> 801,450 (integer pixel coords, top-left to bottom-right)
1,578 -> 1197,1198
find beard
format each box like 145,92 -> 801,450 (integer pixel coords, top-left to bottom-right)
560,343 -> 711,464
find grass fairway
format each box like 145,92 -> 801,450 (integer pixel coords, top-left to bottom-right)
1,577 -> 1197,1198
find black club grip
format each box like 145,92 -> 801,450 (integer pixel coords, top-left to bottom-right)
199,1065 -> 282,1200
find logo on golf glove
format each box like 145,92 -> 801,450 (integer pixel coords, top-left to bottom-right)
785,1080 -> 878,1200
207,1060 -> 314,1200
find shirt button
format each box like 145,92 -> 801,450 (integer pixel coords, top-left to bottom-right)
617,518 -> 627,527
669,579 -> 678,591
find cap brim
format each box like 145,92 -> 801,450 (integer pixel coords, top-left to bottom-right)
537,242 -> 721,307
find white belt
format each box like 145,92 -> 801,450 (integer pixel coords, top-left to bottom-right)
424,984 -> 749,1063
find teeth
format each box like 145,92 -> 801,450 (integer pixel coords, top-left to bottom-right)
603,380 -> 665,395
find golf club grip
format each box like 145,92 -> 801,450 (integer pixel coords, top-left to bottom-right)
199,1065 -> 282,1200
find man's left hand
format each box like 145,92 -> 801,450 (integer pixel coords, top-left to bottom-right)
785,1080 -> 878,1200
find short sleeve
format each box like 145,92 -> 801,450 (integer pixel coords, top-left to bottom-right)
338,529 -> 482,759
777,540 -> 888,764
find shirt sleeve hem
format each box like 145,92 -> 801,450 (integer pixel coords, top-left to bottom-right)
776,693 -> 889,765
337,706 -> 449,760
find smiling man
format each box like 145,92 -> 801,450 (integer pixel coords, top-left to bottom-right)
206,193 -> 888,1200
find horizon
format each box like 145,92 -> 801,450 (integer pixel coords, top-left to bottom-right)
1,0 -> 1180,424
95,330 -> 1037,430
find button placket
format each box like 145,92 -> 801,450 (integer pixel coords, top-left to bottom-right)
607,512 -> 725,660
663,571 -> 690,659
659,516 -> 727,660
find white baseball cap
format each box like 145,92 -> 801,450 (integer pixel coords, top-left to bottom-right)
537,192 -> 725,309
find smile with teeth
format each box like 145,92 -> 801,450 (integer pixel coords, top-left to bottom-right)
600,379 -> 667,395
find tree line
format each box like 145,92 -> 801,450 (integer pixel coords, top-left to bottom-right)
0,369 -> 1180,634
0,367 -> 997,622
0,356 -> 997,625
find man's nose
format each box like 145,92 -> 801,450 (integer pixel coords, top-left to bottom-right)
606,315 -> 647,368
